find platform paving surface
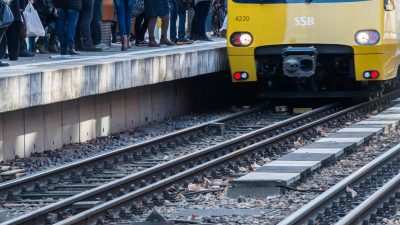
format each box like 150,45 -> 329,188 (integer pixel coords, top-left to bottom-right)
0,39 -> 227,113
230,100 -> 400,197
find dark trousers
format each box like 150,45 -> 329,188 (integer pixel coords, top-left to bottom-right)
169,0 -> 186,41
192,1 -> 210,37
56,8 -> 79,49
76,0 -> 95,46
114,0 -> 134,36
0,26 -> 7,60
134,11 -> 148,41
0,22 -> 21,60
91,0 -> 103,45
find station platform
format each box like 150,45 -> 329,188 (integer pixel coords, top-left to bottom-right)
0,40 -> 229,161
0,39 -> 227,113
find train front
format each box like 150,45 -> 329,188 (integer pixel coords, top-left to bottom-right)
227,0 -> 399,97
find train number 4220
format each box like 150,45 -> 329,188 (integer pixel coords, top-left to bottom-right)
235,16 -> 250,22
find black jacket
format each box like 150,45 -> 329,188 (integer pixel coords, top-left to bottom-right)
33,0 -> 55,17
53,0 -> 82,11
9,0 -> 25,22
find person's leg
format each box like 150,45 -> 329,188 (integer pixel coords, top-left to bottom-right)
0,26 -> 9,66
134,13 -> 144,40
147,17 -> 159,47
186,8 -> 194,38
125,0 -> 134,48
114,0 -> 128,50
48,17 -> 60,53
191,4 -> 200,39
80,0 -> 97,48
28,37 -> 35,53
65,9 -> 80,55
20,37 -> 34,57
198,1 -> 211,39
91,0 -> 103,45
56,8 -> 67,54
176,8 -> 191,44
159,15 -> 174,46
7,22 -> 21,61
168,0 -> 177,42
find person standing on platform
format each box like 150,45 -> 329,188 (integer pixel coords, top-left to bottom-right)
0,0 -> 25,61
75,0 -> 102,51
0,0 -> 11,67
114,0 -> 134,51
54,0 -> 82,55
191,0 -> 212,41
32,0 -> 59,54
91,0 -> 103,46
144,0 -> 174,47
169,0 -> 193,45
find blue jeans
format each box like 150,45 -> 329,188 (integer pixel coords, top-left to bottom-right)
79,0 -> 95,46
114,0 -> 134,36
169,0 -> 186,41
56,8 -> 79,48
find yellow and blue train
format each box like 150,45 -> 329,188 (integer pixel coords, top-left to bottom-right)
227,0 -> 400,97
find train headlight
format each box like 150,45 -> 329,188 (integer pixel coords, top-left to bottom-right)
355,30 -> 380,45
230,32 -> 253,47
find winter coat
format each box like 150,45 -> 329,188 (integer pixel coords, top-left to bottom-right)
9,0 -> 24,22
33,0 -> 55,17
53,0 -> 82,11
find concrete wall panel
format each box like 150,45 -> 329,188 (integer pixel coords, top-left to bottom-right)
95,94 -> 111,137
79,96 -> 96,142
25,107 -> 44,155
125,88 -> 140,129
139,86 -> 152,124
44,103 -> 62,151
151,84 -> 165,121
111,92 -> 126,133
98,62 -> 116,93
62,100 -> 80,144
4,110 -> 24,159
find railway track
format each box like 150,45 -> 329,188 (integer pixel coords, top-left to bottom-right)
11,93 -> 399,225
2,91 -> 399,225
278,129 -> 400,225
0,102 -> 344,225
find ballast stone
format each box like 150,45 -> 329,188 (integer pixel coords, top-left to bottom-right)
229,98 -> 400,198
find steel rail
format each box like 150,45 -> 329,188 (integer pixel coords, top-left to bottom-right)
0,105 -> 265,196
1,103 -> 340,225
278,143 -> 400,225
335,173 -> 400,225
52,93 -> 400,225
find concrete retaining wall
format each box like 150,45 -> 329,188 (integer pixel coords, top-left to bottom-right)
0,42 -> 227,114
0,80 -> 194,161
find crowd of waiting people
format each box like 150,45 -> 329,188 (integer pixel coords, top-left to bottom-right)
0,0 -> 226,67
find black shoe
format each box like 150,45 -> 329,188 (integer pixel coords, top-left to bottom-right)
190,34 -> 199,41
60,48 -> 67,55
198,36 -> 213,42
0,61 -> 9,67
67,47 -> 80,55
48,44 -> 60,54
19,50 -> 35,57
135,40 -> 148,46
82,45 -> 103,52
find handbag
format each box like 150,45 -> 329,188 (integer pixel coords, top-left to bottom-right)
0,0 -> 14,29
23,2 -> 45,37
